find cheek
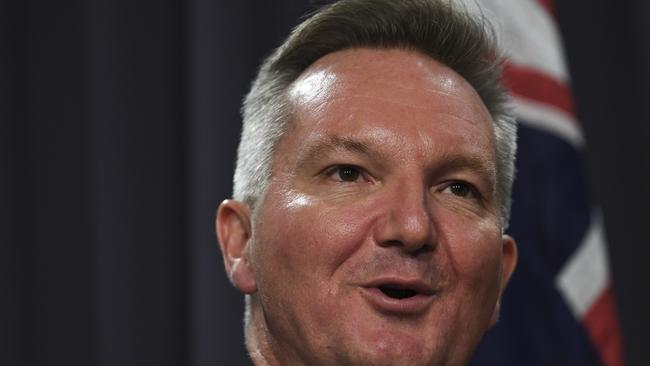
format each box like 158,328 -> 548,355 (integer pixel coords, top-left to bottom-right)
434,216 -> 504,351
251,191 -> 374,292
443,217 -> 503,300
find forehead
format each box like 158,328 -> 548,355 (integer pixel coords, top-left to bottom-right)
282,48 -> 495,164
289,48 -> 490,119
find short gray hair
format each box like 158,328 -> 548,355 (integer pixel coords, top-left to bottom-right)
233,0 -> 517,227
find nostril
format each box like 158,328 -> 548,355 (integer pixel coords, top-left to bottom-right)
379,285 -> 418,299
379,239 -> 435,256
411,244 -> 434,256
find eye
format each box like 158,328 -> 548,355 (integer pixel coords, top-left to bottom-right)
326,165 -> 363,183
444,181 -> 480,199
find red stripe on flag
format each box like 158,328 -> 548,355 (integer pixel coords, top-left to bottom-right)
536,0 -> 556,17
502,62 -> 577,118
583,287 -> 623,366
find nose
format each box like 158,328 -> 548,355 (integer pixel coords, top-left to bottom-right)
373,181 -> 436,255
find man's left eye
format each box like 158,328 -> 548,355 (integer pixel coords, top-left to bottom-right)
444,181 -> 480,199
326,165 -> 364,183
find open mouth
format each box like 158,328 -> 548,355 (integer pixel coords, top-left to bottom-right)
378,284 -> 419,299
361,280 -> 434,314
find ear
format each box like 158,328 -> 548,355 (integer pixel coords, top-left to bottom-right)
216,199 -> 257,294
489,234 -> 518,326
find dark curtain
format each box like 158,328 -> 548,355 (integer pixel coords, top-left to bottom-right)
2,1 -> 648,366
3,1 -> 314,365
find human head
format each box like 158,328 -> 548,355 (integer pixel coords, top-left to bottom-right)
218,1 -> 518,365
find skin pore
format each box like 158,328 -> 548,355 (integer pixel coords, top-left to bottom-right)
217,48 -> 517,366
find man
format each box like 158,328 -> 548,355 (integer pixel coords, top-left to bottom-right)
216,0 -> 518,365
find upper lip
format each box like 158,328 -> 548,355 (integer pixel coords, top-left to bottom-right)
363,277 -> 435,296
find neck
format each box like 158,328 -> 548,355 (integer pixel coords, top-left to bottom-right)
244,296 -> 286,366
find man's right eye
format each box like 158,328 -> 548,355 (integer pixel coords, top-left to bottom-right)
326,165 -> 362,182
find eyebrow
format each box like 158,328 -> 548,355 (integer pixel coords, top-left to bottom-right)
295,136 -> 389,170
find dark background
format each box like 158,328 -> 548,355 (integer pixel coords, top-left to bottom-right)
2,0 -> 649,365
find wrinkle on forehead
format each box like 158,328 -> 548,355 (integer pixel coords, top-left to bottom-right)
322,95 -> 488,127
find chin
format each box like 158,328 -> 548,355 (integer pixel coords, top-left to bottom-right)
342,327 -> 444,366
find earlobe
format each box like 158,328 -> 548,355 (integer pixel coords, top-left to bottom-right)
489,234 -> 518,326
216,199 -> 257,294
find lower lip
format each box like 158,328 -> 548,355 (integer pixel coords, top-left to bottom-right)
360,287 -> 434,315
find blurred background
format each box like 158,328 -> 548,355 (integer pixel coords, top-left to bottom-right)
2,0 -> 649,365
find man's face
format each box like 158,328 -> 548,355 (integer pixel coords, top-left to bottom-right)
227,48 -> 516,366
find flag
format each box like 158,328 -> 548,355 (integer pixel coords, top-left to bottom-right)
461,0 -> 623,365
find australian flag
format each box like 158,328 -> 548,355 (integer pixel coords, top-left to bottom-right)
461,0 -> 623,365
